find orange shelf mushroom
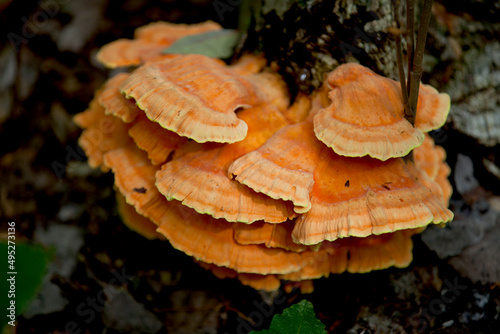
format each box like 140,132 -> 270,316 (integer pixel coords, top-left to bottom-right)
313,63 -> 450,161
120,54 -> 267,143
98,72 -> 141,123
155,105 -> 296,223
74,21 -> 454,292
96,21 -> 222,68
230,120 -> 453,245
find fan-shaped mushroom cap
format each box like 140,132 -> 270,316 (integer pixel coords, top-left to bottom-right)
155,105 -> 295,223
228,122 -> 319,214
128,113 -> 187,165
116,192 -> 163,240
98,73 -> 141,123
292,144 -> 453,244
73,90 -> 131,170
96,21 -> 222,68
104,144 -> 162,217
121,54 -> 265,143
291,132 -> 453,245
313,63 -> 425,160
415,84 -> 451,132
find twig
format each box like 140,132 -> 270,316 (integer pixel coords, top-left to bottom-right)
408,0 -> 433,126
406,0 -> 415,97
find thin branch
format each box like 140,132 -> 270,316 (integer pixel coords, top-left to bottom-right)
392,0 -> 410,116
408,0 -> 433,126
395,35 -> 411,117
406,0 -> 415,97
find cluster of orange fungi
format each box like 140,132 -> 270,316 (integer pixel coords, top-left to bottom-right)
75,21 -> 453,292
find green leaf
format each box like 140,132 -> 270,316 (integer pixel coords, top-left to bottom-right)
1,241 -> 53,329
250,300 -> 327,334
162,29 -> 241,59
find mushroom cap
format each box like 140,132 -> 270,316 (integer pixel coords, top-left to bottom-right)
120,54 -> 265,143
98,73 -> 141,123
73,89 -> 131,170
291,132 -> 453,244
128,113 -> 187,165
314,63 -> 425,160
104,145 -> 162,218
116,192 -> 163,240
228,122 -> 319,214
96,21 -> 222,68
155,105 -> 296,223
313,64 -> 450,161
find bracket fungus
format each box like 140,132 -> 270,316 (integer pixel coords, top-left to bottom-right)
120,54 -> 266,143
229,120 -> 452,245
96,21 -> 222,68
313,63 -> 450,161
74,21 -> 454,292
155,105 -> 296,223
